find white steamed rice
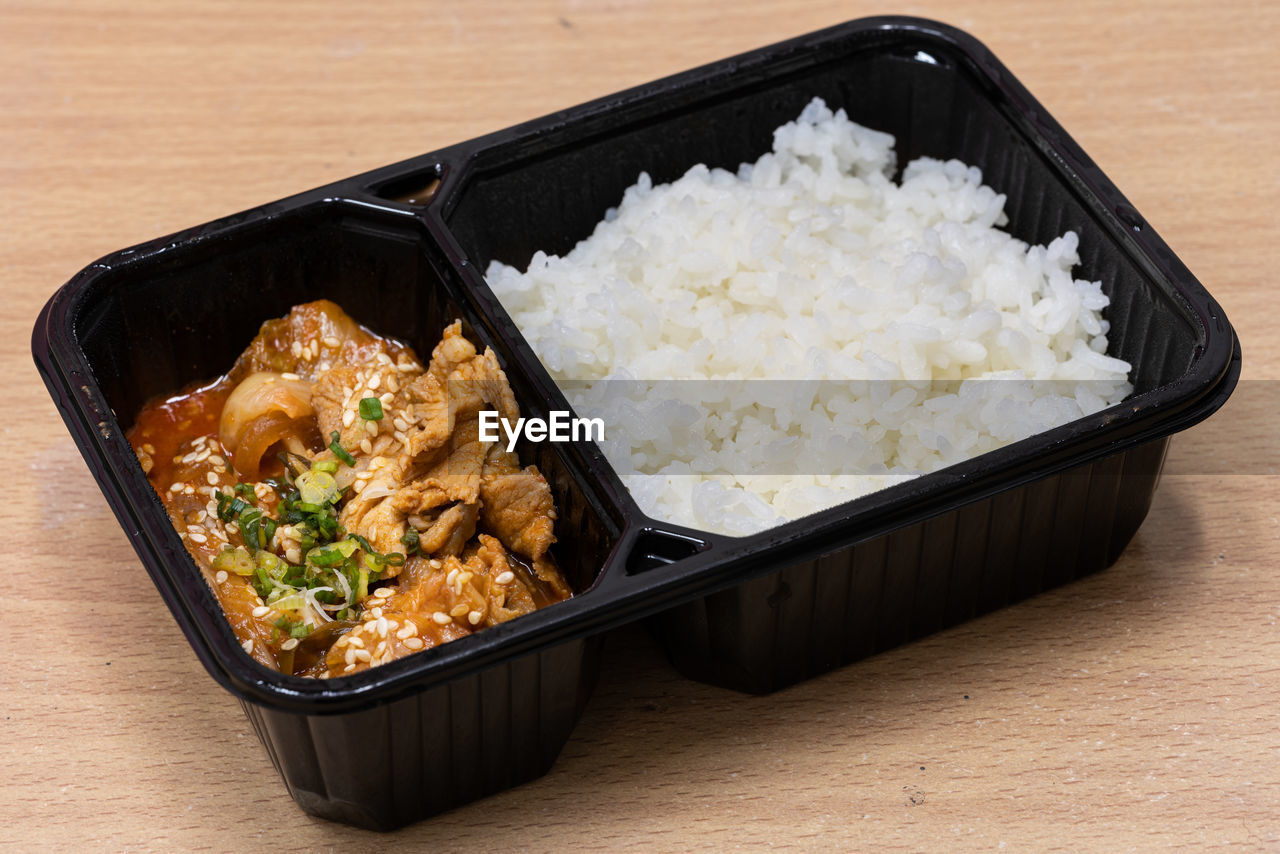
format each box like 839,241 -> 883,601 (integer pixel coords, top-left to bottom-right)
485,97 -> 1132,536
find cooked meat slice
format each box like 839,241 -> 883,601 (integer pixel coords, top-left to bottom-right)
468,535 -> 537,623
320,609 -> 470,677
341,413 -> 491,559
338,457 -> 424,564
208,570 -> 280,669
312,366 -> 363,449
404,371 -> 453,457
449,348 -> 521,424
232,300 -> 415,383
533,555 -> 574,600
405,324 -> 520,445
479,466 -> 557,560
482,443 -> 521,477
314,361 -> 425,452
426,320 -> 478,384
414,502 -> 478,556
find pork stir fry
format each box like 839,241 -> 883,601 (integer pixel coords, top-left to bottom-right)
129,301 -> 571,678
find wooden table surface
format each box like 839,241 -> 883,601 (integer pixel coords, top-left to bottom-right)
4,0 -> 1277,850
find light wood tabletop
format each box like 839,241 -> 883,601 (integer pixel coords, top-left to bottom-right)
5,0 -> 1277,850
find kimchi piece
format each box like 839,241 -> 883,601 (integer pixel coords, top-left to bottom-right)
129,300 -> 571,678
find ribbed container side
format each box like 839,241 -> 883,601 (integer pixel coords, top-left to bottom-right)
648,439 -> 1169,694
240,636 -> 600,830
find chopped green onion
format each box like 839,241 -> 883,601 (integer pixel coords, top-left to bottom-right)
290,623 -> 311,639
212,546 -> 255,577
358,397 -> 384,421
400,527 -> 420,556
215,491 -> 249,522
297,469 -> 340,506
313,460 -> 339,475
270,591 -> 306,612
329,430 -> 356,466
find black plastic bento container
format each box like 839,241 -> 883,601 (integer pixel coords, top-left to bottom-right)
33,16 -> 1238,830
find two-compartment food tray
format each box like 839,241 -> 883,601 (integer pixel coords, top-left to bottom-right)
32,16 -> 1238,830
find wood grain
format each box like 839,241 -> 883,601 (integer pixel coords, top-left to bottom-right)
3,0 -> 1277,850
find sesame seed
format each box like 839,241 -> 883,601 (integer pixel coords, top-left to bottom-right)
182,452 -> 198,464
291,341 -> 303,358
205,471 -> 220,486
450,604 -> 469,618
395,626 -> 415,640
215,570 -> 228,584
376,617 -> 389,637
281,372 -> 301,381
281,637 -> 300,651
404,637 -> 424,650
429,559 -> 442,569
360,439 -> 373,455
226,522 -> 239,534
342,409 -> 355,427
458,571 -> 473,585
142,443 -> 156,454
368,373 -> 381,390
206,500 -> 218,517
374,641 -> 387,658
432,611 -> 451,625
195,448 -> 210,462
385,375 -> 399,393
169,482 -> 185,492
208,455 -> 225,466
365,420 -> 378,436
446,568 -> 459,586
189,532 -> 208,544
345,648 -> 357,666
354,649 -> 372,663
495,571 -> 515,585
468,611 -> 482,625
379,392 -> 393,406
196,510 -> 208,523
374,587 -> 394,599
371,607 -> 383,619
187,524 -> 204,534
343,663 -> 356,673
286,547 -> 301,564
351,481 -> 366,494
242,639 -> 254,654
183,486 -> 195,495
393,417 -> 409,432
251,605 -> 270,618
376,352 -> 392,365
394,431 -> 407,445
323,336 -> 340,348
347,635 -> 365,648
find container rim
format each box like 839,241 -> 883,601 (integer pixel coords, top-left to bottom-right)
31,15 -> 1238,714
